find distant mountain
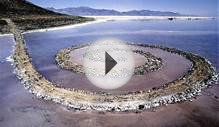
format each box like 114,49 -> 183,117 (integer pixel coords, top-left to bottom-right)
47,7 -> 182,16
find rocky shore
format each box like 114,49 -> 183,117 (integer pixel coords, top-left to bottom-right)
55,45 -> 163,75
5,18 -> 219,112
133,50 -> 162,74
0,19 -> 9,34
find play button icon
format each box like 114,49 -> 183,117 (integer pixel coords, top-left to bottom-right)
83,38 -> 134,90
105,52 -> 117,75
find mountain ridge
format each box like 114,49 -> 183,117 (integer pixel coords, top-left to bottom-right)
47,6 -> 183,16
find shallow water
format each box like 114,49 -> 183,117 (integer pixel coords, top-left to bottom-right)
24,19 -> 219,69
35,44 -> 191,93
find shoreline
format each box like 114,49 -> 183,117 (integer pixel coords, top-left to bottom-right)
0,16 -> 216,36
0,33 -> 13,37
86,16 -> 216,20
20,16 -> 217,34
22,19 -> 107,34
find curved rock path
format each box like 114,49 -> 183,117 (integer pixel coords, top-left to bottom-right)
55,46 -> 163,75
3,18 -> 218,112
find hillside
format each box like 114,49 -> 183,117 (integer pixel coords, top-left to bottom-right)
48,6 -> 182,16
0,0 -> 93,34
0,0 -> 61,17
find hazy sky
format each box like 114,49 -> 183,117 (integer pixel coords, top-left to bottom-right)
28,0 -> 218,16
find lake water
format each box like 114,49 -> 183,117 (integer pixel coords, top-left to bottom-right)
24,19 -> 218,70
